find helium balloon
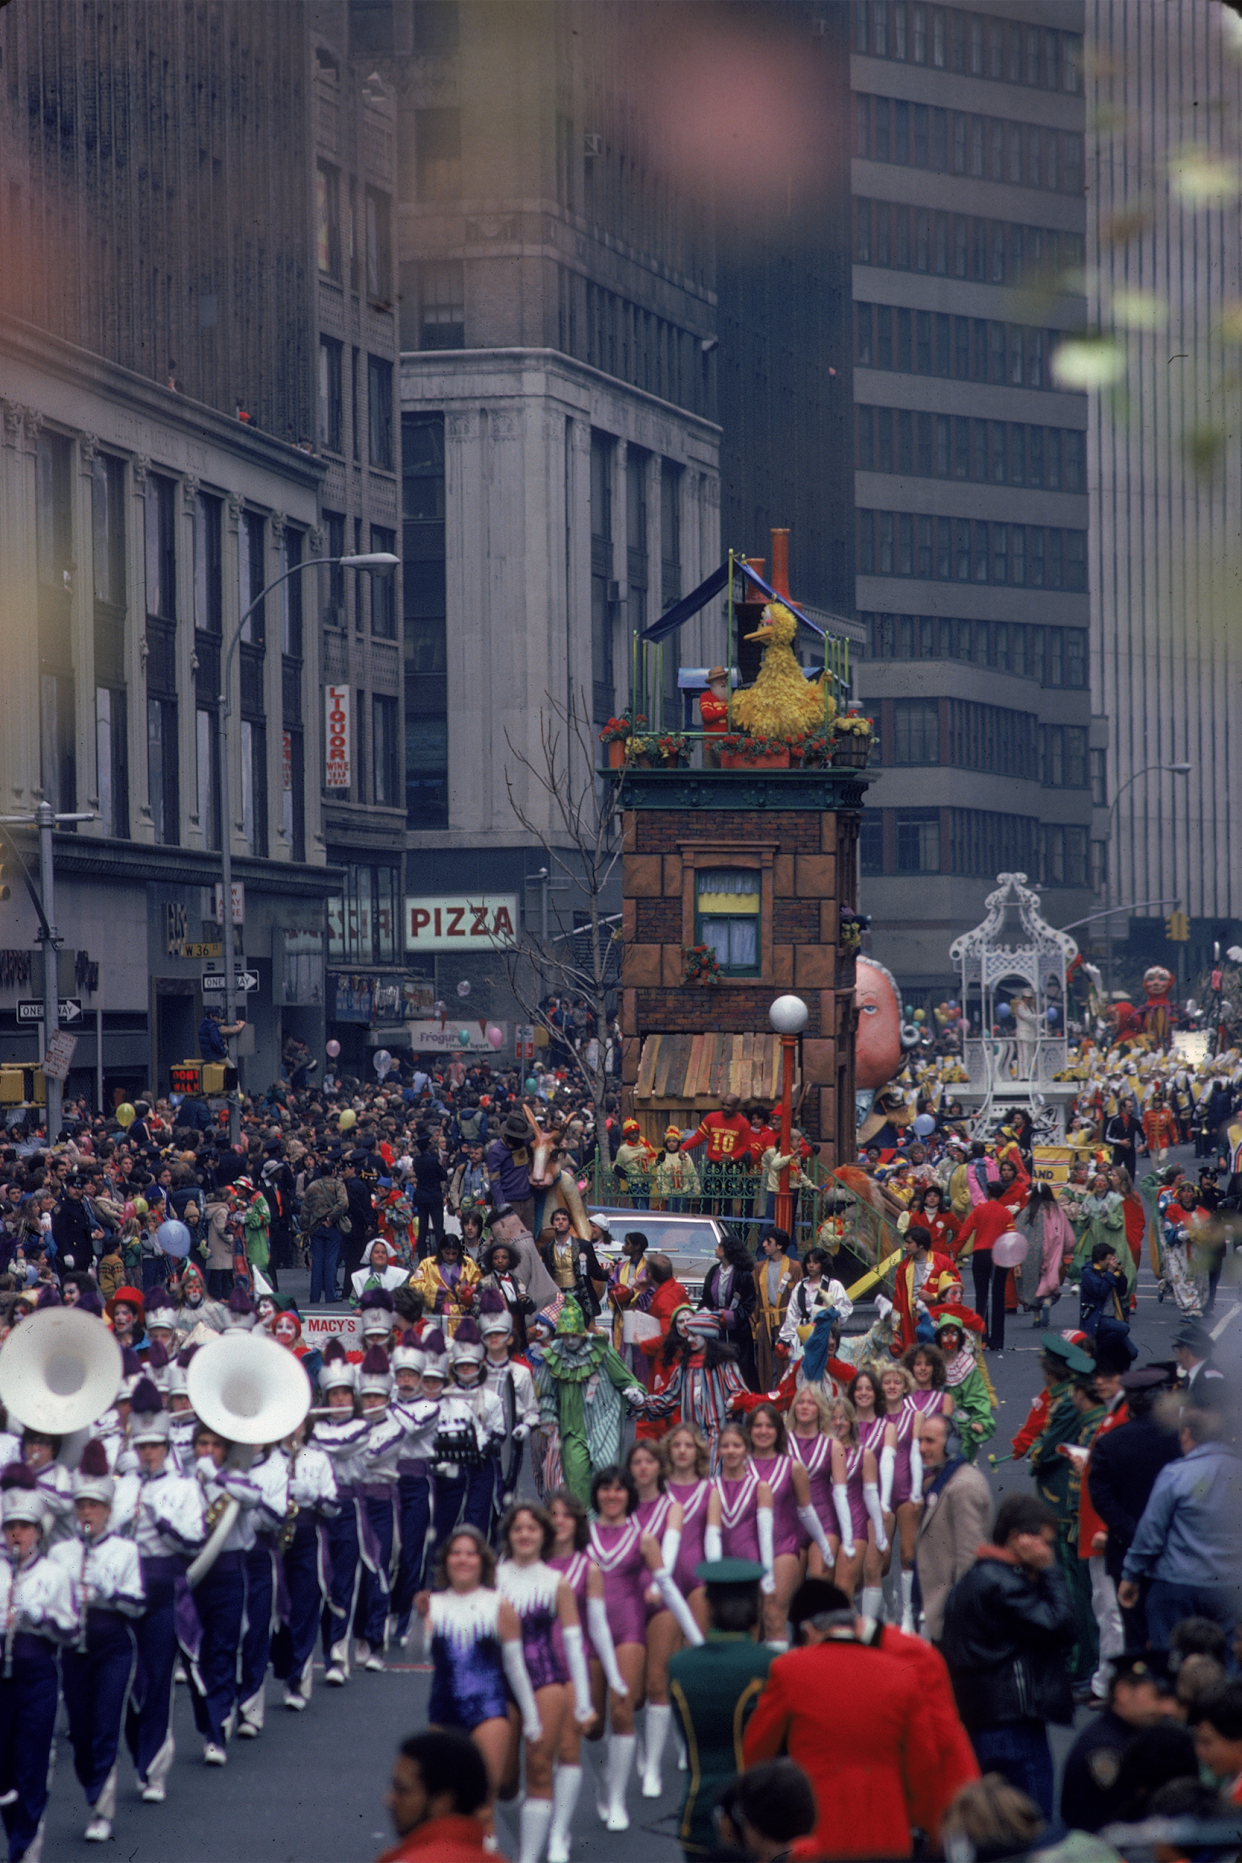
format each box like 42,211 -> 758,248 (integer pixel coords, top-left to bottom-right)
326,1039 -> 341,1058
116,1103 -> 136,1128
457,1027 -> 471,1046
913,1008 -> 926,1023
913,1113 -> 936,1137
339,1108 -> 357,1132
1046,1006 -> 1059,1023
992,1230 -> 1029,1269
904,1004 -> 914,1017
157,1219 -> 193,1260
457,980 -> 471,997
486,1025 -> 504,1049
373,1049 -> 393,1079
133,1199 -> 148,1217
525,1076 -> 538,1092
996,1001 -> 1011,1018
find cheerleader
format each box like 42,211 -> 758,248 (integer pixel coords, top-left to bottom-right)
187,1418 -> 269,1765
658,1423 -> 712,1632
902,1341 -> 956,1424
123,1386 -> 205,1803
704,1425 -> 773,1572
236,1441 -> 291,1736
878,1362 -> 921,1632
496,1504 -> 593,1863
846,1369 -> 896,1620
626,1440 -> 678,1800
743,1403 -> 836,1643
51,1441 -> 145,1843
786,1386 -> 838,1577
546,1489 -> 627,1863
352,1346 -> 400,1672
828,1395 -> 886,1610
311,1340 -> 369,1685
415,1525 -> 542,1803
272,1417 -> 338,1711
588,1464 -> 701,1832
0,1466 -> 80,1862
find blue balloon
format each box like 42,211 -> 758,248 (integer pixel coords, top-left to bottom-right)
996,1001 -> 1011,1018
156,1219 -> 193,1259
1046,1006 -> 1059,1023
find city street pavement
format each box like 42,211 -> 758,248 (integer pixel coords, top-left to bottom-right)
42,1157 -> 1240,1862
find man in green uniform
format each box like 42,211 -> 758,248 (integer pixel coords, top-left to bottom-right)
667,1559 -> 774,1860
533,1295 -> 645,1505
1029,1355 -> 1104,1690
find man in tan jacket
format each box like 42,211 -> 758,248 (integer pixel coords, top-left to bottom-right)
914,1411 -> 993,1641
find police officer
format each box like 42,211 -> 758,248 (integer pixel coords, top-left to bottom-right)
1060,1652 -> 1188,1832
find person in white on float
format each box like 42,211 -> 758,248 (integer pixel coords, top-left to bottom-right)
778,1246 -> 853,1365
51,1439 -> 145,1844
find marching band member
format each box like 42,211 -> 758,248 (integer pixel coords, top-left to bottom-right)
353,1345 -> 400,1672
389,1333 -> 439,1645
272,1418 -> 339,1712
51,1439 -> 145,1843
186,1418 -> 267,1765
122,1382 -> 204,1802
0,1464 -> 80,1862
477,1290 -> 540,1531
444,1320 -> 506,1536
311,1339 -> 369,1686
18,1427 -> 76,1548
237,1439 -> 292,1738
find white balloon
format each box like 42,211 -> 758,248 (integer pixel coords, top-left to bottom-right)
457,980 -> 471,997
992,1230 -> 1029,1269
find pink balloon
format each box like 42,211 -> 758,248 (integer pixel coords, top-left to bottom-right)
326,1039 -> 341,1058
991,1230 -> 1029,1269
486,1025 -> 504,1049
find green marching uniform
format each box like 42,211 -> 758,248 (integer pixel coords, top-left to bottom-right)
667,1560 -> 775,1860
1029,1381 -> 1103,1686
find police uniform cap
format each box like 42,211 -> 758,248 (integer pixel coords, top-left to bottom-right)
695,1558 -> 765,1587
1110,1651 -> 1171,1688
1041,1335 -> 1096,1375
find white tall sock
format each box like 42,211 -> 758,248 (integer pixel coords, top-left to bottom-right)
548,1765 -> 582,1863
519,1797 -> 553,1863
641,1702 -> 672,1797
861,1584 -> 885,1623
900,1568 -> 917,1633
607,1732 -> 637,1830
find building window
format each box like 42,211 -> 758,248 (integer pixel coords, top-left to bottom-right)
417,260 -> 465,350
144,474 -> 176,620
895,809 -> 940,872
365,187 -> 392,303
413,1 -> 459,51
241,719 -> 268,857
238,511 -> 265,644
372,694 -> 400,805
416,107 -> 461,200
696,870 -> 760,976
193,492 -> 222,635
349,0 -> 393,54
328,863 -> 399,964
147,698 -> 178,846
95,687 -> 129,840
370,526 -> 397,637
403,412 -> 448,829
36,433 -> 72,590
859,816 -> 884,876
368,355 -> 394,470
196,706 -> 220,850
1090,748 -> 1107,807
892,699 -> 940,764
91,452 -> 125,607
323,512 -> 346,623
319,338 -> 343,453
590,430 -> 614,724
317,162 -> 341,279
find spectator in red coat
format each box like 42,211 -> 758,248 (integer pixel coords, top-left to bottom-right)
375,1730 -> 504,1863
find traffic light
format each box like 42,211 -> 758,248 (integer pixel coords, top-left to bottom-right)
1165,911 -> 1190,942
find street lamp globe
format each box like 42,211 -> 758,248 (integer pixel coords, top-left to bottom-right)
769,994 -> 809,1036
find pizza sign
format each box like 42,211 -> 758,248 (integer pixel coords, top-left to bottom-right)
404,896 -> 519,952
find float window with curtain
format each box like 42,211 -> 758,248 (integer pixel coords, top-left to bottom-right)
695,869 -> 761,976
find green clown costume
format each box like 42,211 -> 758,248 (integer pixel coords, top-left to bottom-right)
534,1296 -> 647,1505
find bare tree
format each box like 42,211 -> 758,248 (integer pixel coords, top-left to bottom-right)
497,688 -> 624,1158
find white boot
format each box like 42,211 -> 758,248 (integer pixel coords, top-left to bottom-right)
547,1765 -> 581,1863
519,1797 -> 553,1863
900,1568 -> 917,1635
606,1732 -> 637,1832
860,1585 -> 885,1624
325,1639 -> 349,1685
641,1702 -> 672,1798
238,1685 -> 265,1737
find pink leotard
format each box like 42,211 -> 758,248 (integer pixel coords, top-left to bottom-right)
635,1492 -> 674,1622
857,1416 -> 889,1459
836,1443 -> 868,1539
714,1469 -> 761,1562
905,1388 -> 948,1419
750,1455 -> 801,1558
548,1548 -> 589,1673
666,1478 -> 711,1596
889,1405 -> 917,1507
589,1519 -> 649,1648
788,1433 -> 833,1541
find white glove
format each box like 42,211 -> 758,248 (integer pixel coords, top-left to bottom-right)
757,1504 -> 776,1596
875,1294 -> 893,1321
910,1434 -> 924,1506
797,1502 -> 835,1568
879,1443 -> 896,1515
502,1637 -> 542,1743
653,1567 -> 705,1647
586,1595 -> 627,1697
833,1484 -> 856,1559
512,1424 -> 529,1443
623,1385 -> 646,1408
703,1522 -> 723,1564
562,1623 -> 594,1725
864,1481 -> 888,1553
661,1524 -> 682,1574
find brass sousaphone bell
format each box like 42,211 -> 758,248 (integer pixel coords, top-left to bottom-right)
0,1307 -> 123,1467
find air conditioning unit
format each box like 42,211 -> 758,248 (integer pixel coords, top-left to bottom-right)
584,133 -> 603,158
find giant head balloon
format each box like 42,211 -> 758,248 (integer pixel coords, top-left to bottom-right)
853,956 -> 904,1091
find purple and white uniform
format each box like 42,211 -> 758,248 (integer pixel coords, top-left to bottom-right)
496,1558 -> 568,1690
789,1433 -> 833,1543
857,1416 -> 890,1460
667,1478 -> 711,1596
905,1388 -> 949,1421
836,1443 -> 868,1540
713,1468 -> 761,1562
890,1405 -> 918,1507
548,1548 -> 590,1674
589,1519 -> 649,1648
636,1492 -> 674,1622
751,1454 -> 800,1558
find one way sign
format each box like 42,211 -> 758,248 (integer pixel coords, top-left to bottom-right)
201,971 -> 259,994
16,998 -> 83,1026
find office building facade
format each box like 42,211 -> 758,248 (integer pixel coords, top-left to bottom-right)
849,0 -> 1096,994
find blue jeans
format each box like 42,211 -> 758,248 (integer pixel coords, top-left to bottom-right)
310,1226 -> 342,1303
1145,1579 -> 1241,1652
971,1721 -> 1055,1821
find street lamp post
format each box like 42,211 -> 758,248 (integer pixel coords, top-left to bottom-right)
216,551 -> 398,1139
1103,762 -> 1192,1002
768,993 -> 808,1236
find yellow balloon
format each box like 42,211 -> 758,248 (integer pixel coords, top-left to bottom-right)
339,1108 -> 357,1132
116,1103 -> 136,1128
134,1198 -> 148,1216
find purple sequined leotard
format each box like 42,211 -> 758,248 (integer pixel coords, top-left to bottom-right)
427,1587 -> 510,1729
496,1559 -> 568,1690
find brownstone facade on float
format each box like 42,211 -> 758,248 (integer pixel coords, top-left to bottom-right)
618,776 -> 868,1170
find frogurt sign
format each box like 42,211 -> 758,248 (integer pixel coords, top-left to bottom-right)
404,895 -> 518,952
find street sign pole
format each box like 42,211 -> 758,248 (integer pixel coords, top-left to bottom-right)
36,801 -> 60,1142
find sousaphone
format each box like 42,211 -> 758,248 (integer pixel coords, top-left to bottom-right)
0,1308 -> 123,1466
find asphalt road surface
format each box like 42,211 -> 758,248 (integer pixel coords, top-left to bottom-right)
41,1161 -> 1240,1862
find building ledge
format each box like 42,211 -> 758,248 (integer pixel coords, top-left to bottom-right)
615,768 -> 872,811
